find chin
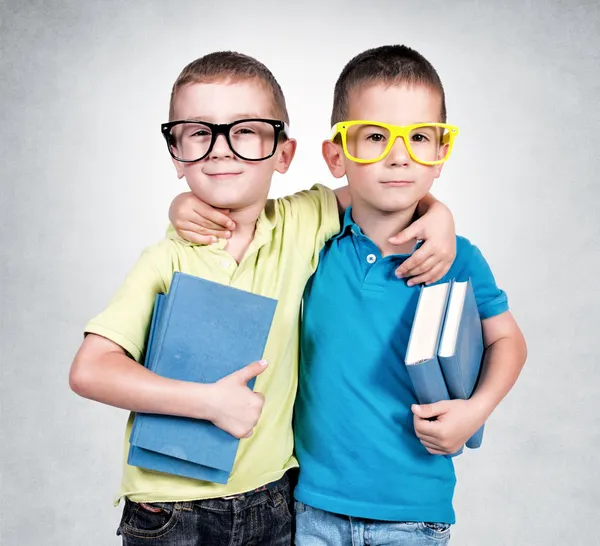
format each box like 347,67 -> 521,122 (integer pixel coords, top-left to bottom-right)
367,198 -> 418,213
207,196 -> 252,209
187,187 -> 247,209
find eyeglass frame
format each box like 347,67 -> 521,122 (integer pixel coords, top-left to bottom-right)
161,118 -> 290,163
330,120 -> 459,166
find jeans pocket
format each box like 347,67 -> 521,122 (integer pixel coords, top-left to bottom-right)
419,521 -> 451,541
294,501 -> 306,515
271,490 -> 293,522
119,498 -> 180,539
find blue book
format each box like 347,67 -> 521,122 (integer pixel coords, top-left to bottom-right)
128,445 -> 230,483
405,282 -> 462,457
128,272 -> 277,481
438,279 -> 485,449
128,292 -> 230,483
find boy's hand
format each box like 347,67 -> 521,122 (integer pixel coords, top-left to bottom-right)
390,201 -> 456,286
169,191 -> 235,244
205,360 -> 268,439
412,399 -> 485,455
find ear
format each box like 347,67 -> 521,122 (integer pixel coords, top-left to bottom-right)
322,140 -> 346,179
171,156 -> 185,179
433,143 -> 449,179
275,138 -> 297,174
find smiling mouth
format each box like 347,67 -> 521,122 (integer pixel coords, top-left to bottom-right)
381,180 -> 413,186
205,172 -> 242,178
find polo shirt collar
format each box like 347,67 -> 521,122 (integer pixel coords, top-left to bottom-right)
332,206 -> 361,241
332,206 -> 422,255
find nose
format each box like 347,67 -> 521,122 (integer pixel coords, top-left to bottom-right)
209,133 -> 233,159
386,136 -> 411,166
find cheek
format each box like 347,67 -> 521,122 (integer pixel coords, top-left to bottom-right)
414,166 -> 438,188
181,162 -> 203,179
240,163 -> 274,194
346,162 -> 381,186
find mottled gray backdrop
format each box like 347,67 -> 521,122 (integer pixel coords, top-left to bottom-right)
1,0 -> 599,544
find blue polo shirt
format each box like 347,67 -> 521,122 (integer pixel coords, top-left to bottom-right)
293,207 -> 509,524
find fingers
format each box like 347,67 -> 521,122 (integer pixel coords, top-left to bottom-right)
169,191 -> 235,236
412,402 -> 450,420
187,217 -> 231,232
178,218 -> 231,237
415,431 -> 441,445
388,217 -> 424,245
419,435 -> 461,456
413,416 -> 439,438
234,360 -> 269,384
414,421 -> 451,454
395,246 -> 431,277
406,263 -> 448,287
420,440 -> 448,455
185,222 -> 231,240
396,255 -> 437,283
192,205 -> 235,231
176,230 -> 214,245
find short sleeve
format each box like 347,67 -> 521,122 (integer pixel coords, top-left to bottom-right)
277,184 -> 340,269
451,239 -> 509,320
84,242 -> 175,361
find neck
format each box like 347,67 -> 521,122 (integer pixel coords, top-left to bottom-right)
350,201 -> 418,257
221,198 -> 267,263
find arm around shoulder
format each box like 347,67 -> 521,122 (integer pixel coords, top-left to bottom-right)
278,184 -> 340,265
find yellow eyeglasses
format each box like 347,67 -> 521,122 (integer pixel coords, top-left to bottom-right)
331,121 -> 459,166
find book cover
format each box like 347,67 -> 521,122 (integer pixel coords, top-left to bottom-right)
129,272 -> 277,477
405,282 -> 462,457
438,278 -> 485,449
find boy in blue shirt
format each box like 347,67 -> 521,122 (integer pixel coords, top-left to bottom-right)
290,45 -> 527,544
169,45 -> 526,544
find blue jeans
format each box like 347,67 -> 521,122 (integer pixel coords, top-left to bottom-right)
117,473 -> 293,545
294,501 -> 451,545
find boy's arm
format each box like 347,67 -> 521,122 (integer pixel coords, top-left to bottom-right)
412,311 -> 527,455
70,333 -> 214,417
169,188 -> 456,284
70,334 -> 268,439
391,192 -> 456,285
168,191 -> 236,244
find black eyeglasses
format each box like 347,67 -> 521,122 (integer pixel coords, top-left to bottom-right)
161,118 -> 289,162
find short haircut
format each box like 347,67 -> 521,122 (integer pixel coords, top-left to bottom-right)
169,51 -> 289,123
331,45 -> 446,126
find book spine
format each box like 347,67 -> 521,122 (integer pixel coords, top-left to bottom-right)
148,274 -> 180,374
130,275 -> 180,449
130,293 -> 165,447
406,358 -> 451,405
438,354 -> 470,399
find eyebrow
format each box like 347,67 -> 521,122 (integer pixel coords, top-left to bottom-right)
181,113 -> 271,123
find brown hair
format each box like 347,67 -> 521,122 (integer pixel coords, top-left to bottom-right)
331,45 -> 446,126
169,51 -> 289,123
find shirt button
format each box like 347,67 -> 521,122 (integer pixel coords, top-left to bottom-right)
220,260 -> 230,268
366,254 -> 377,264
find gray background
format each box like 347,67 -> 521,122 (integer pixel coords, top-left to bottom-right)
1,0 -> 599,544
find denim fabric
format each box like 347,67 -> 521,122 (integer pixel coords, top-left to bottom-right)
294,501 -> 450,546
117,474 -> 293,545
